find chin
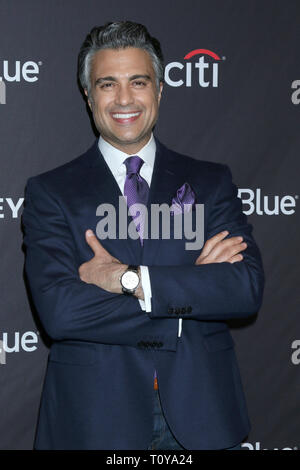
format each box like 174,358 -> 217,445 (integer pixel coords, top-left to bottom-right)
114,134 -> 146,145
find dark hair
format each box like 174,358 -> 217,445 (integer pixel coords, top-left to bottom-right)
78,21 -> 164,97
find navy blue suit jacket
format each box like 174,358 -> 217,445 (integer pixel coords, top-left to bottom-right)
22,137 -> 264,450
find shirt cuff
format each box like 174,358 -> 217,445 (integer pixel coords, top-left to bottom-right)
138,265 -> 152,313
178,318 -> 182,338
137,267 -> 182,337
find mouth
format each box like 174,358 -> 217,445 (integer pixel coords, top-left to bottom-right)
110,111 -> 142,124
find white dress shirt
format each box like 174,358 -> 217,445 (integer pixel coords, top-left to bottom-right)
98,133 -> 182,337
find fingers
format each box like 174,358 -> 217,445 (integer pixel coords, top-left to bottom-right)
195,231 -> 229,264
195,230 -> 248,265
85,229 -> 121,263
212,238 -> 247,262
228,254 -> 244,264
85,229 -> 110,258
200,230 -> 229,257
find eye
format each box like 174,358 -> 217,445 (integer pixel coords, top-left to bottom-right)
132,81 -> 147,87
100,82 -> 114,89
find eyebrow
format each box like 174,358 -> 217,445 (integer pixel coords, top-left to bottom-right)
95,74 -> 152,86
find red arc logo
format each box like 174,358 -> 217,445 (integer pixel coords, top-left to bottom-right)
184,49 -> 221,61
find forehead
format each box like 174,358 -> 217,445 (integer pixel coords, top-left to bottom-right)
90,47 -> 155,78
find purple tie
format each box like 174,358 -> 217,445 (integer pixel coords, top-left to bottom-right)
123,156 -> 158,389
123,156 -> 149,245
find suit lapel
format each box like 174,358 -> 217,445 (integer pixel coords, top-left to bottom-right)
81,140 -> 143,264
80,138 -> 190,266
141,138 -> 189,265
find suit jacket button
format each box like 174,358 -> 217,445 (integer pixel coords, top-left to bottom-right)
168,307 -> 174,314
187,306 -> 192,313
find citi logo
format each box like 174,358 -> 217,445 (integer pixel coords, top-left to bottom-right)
165,49 -> 223,88
0,59 -> 42,104
0,331 -> 39,365
238,189 -> 297,216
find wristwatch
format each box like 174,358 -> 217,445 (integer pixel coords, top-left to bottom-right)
120,265 -> 140,295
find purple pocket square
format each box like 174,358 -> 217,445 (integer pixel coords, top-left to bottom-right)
170,182 -> 196,215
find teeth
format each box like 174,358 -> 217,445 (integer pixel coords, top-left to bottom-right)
112,112 -> 140,119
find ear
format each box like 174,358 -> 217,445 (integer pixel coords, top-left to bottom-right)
157,82 -> 163,105
84,89 -> 93,111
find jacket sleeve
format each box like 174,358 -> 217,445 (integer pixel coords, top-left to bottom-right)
147,164 -> 265,321
22,176 -> 178,349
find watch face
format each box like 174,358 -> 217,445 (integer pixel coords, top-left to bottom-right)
122,271 -> 139,290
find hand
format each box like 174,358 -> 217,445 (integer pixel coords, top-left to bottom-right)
79,229 -> 126,294
195,231 -> 247,265
133,268 -> 145,301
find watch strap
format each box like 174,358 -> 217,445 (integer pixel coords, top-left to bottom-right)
127,265 -> 138,272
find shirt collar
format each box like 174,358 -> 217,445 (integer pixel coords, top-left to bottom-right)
98,133 -> 156,174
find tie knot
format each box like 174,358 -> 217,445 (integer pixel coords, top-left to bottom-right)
124,155 -> 144,175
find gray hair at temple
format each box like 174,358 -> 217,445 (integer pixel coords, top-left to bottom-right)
78,21 -> 165,100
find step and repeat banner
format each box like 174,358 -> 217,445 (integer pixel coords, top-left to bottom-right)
0,0 -> 299,450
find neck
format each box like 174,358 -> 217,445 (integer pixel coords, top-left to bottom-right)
101,134 -> 152,155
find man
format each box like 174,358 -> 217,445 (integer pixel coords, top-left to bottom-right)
22,21 -> 264,450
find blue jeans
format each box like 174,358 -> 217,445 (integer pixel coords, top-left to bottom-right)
147,387 -> 241,450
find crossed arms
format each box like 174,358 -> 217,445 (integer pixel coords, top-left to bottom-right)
79,229 -> 248,300
22,165 -> 264,346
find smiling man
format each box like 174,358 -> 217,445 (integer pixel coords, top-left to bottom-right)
22,21 -> 264,450
86,47 -> 162,152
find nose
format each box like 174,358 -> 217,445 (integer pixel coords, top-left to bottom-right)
115,83 -> 134,107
